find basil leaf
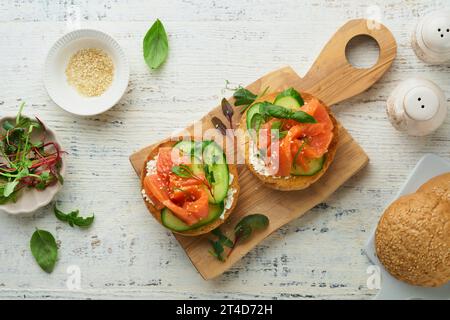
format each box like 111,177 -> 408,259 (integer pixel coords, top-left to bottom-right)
73,214 -> 95,227
30,229 -> 58,273
54,205 -> 70,222
143,19 -> 169,69
263,103 -> 316,123
263,103 -> 292,119
233,87 -> 257,106
4,181 -> 19,197
234,214 -> 269,243
291,110 -> 316,123
54,205 -> 94,228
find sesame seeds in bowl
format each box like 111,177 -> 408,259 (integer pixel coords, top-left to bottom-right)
44,29 -> 129,116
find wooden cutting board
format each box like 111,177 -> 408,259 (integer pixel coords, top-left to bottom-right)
129,19 -> 397,279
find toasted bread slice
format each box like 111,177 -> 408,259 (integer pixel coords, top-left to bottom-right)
239,92 -> 338,191
140,136 -> 240,236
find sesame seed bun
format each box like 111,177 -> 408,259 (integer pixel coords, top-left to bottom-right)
417,172 -> 450,201
140,137 -> 239,236
239,91 -> 339,191
375,192 -> 450,287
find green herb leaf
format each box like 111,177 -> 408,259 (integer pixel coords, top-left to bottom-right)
0,184 -> 16,204
212,228 -> 233,248
143,19 -> 169,69
2,120 -> 14,131
54,205 -> 94,228
56,172 -> 64,185
292,140 -> 307,169
171,164 -> 193,178
0,103 -> 63,204
204,165 -> 215,185
290,111 -> 317,123
208,214 -> 269,261
263,103 -> 316,123
234,214 -> 269,243
278,130 -> 288,139
208,240 -> 225,261
16,102 -> 25,125
263,103 -> 291,118
270,121 -> 282,131
250,113 -> 265,133
30,229 -> 58,273
3,181 -> 19,197
233,87 -> 257,106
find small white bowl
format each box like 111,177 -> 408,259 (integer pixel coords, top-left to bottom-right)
44,29 -> 129,116
0,115 -> 66,216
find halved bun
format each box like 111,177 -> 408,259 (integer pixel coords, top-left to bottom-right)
140,136 -> 239,236
239,91 -> 339,191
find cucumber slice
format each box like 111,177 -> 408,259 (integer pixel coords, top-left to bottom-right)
173,140 -> 229,203
173,140 -> 205,161
173,140 -> 194,155
246,102 -> 264,130
203,141 -> 229,203
291,156 -> 325,176
274,88 -> 304,110
161,202 -> 224,232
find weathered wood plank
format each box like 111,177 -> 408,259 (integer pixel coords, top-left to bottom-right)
0,0 -> 448,299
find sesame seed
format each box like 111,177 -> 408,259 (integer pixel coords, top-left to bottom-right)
65,48 -> 114,97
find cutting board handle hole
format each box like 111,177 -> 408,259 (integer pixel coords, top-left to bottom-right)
345,34 -> 380,69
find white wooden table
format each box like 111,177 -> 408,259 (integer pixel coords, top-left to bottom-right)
0,0 -> 448,300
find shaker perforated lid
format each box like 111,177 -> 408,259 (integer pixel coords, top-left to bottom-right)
403,86 -> 440,121
412,10 -> 450,64
422,12 -> 450,53
386,77 -> 447,136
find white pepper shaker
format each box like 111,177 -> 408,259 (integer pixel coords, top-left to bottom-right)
386,78 -> 447,136
411,10 -> 450,65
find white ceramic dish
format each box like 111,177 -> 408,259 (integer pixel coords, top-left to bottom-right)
0,115 -> 66,216
44,29 -> 129,116
365,154 -> 450,300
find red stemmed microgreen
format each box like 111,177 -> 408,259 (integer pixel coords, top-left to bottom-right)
0,102 -> 64,204
209,214 -> 269,261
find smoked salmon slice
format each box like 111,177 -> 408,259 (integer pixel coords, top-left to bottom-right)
144,147 -> 210,226
269,99 -> 333,176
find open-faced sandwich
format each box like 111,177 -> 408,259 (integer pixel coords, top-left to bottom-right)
141,137 -> 239,236
240,87 -> 338,191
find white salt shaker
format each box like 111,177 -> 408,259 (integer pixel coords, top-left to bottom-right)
386,78 -> 447,136
411,10 -> 450,65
